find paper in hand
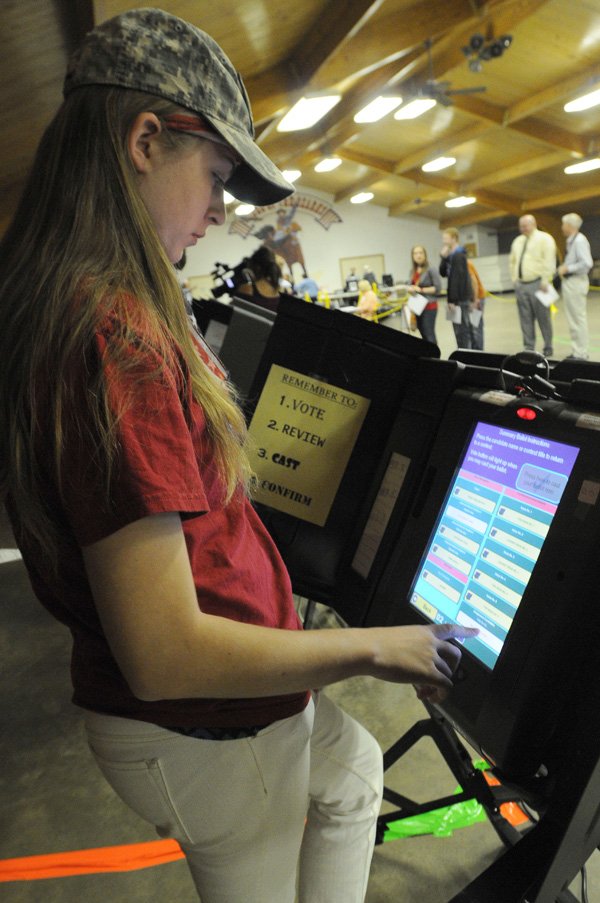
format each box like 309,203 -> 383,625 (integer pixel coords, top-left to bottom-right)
535,284 -> 559,307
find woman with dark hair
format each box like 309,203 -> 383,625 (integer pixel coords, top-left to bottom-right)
236,244 -> 284,312
0,9 -> 473,902
406,245 -> 441,345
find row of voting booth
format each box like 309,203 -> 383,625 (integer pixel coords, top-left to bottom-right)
193,293 -> 600,903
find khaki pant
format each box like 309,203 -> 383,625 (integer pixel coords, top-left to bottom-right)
561,274 -> 590,359
84,691 -> 383,902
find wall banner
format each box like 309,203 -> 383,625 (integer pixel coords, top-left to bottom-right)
247,364 -> 371,526
228,192 -> 343,238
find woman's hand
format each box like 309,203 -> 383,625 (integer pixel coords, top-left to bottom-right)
367,623 -> 478,702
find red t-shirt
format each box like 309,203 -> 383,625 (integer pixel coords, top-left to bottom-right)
9,314 -> 309,728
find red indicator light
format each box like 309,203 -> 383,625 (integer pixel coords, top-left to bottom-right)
516,407 -> 537,421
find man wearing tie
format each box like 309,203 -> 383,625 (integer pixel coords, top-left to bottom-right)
509,214 -> 557,358
557,213 -> 593,360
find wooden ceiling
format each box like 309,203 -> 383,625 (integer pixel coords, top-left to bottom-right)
2,0 -> 600,241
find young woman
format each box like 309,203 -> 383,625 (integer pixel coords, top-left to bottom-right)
236,244 -> 284,312
406,245 -> 442,345
0,10 -> 474,902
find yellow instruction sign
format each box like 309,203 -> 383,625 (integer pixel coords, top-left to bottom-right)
248,364 -> 371,526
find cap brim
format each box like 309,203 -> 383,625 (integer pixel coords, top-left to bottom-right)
203,115 -> 295,206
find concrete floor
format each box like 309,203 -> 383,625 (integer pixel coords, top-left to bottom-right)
2,292 -> 600,902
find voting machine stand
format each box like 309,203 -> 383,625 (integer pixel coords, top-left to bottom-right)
375,685 -> 600,903
244,315 -> 600,902
376,701 -> 525,849
372,355 -> 600,903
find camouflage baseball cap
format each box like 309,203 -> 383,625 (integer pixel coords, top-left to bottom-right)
63,7 -> 294,206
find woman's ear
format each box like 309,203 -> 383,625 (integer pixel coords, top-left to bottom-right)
128,112 -> 163,174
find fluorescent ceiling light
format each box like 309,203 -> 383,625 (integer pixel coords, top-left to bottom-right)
350,192 -> 374,204
277,95 -> 341,132
282,169 -> 302,182
314,157 -> 342,172
564,88 -> 600,112
445,196 -> 476,208
354,95 -> 403,123
564,158 -> 600,174
422,156 -> 456,172
394,98 -> 437,120
235,203 -> 255,216
223,191 -> 235,204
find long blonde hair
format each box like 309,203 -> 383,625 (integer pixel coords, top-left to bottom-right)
0,86 -> 251,562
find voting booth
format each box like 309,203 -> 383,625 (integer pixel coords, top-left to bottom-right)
192,296 -> 277,399
372,384 -> 600,775
244,294 -> 439,602
245,317 -> 600,899
365,368 -> 600,901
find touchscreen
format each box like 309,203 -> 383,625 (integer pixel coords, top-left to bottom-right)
409,421 -> 579,669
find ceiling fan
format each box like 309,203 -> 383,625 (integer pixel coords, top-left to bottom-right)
412,38 -> 487,107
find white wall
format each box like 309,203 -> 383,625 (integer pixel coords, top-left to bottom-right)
461,224 -> 499,257
182,184 -> 445,295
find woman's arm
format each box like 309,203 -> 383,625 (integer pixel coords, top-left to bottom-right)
82,512 -> 475,704
414,268 -> 441,295
428,266 -> 442,295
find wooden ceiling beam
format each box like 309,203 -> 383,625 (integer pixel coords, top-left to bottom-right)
289,0 -> 386,85
525,182 -> 600,210
449,95 -> 505,126
389,191 -> 448,217
440,208 -> 504,229
245,63 -> 300,125
402,170 -> 457,193
247,0 -> 385,124
258,0 -> 555,180
504,65 -> 600,124
465,150 -> 567,190
508,118 -> 586,156
336,148 -> 395,174
393,121 -> 494,175
257,52 -> 421,163
450,95 -> 586,155
385,0 -> 525,89
311,0 -> 474,89
334,172 -> 382,203
256,0 -> 546,156
438,186 -> 523,225
473,187 -> 523,216
392,0 -> 551,93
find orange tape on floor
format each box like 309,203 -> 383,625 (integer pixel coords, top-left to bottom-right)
0,839 -> 185,882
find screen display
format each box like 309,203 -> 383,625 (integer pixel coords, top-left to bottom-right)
409,421 -> 580,669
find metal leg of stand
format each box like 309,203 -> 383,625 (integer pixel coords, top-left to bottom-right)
446,705 -> 600,903
376,705 -> 524,848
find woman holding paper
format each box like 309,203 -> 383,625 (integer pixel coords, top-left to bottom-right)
406,245 -> 441,344
0,9 -> 479,903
